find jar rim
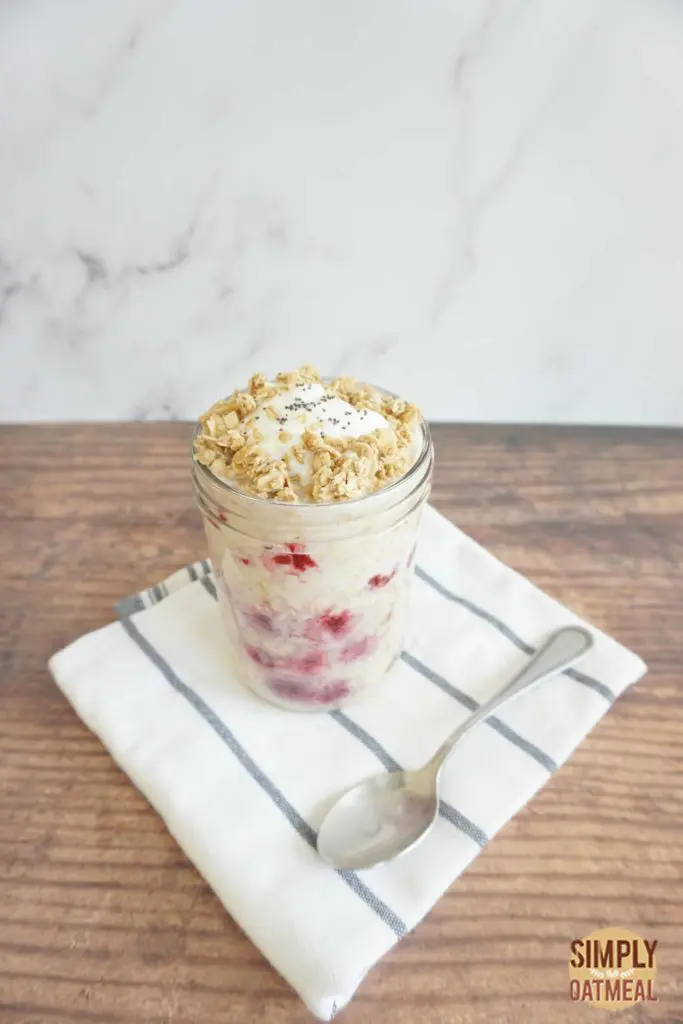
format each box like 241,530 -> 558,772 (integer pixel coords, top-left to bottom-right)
191,414 -> 432,513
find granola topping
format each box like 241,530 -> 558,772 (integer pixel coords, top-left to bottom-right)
194,366 -> 422,503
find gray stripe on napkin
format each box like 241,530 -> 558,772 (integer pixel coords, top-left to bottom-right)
401,651 -> 558,774
335,870 -> 405,935
414,564 -> 615,703
329,711 -> 401,772
120,615 -> 406,939
437,803 -> 488,843
330,711 -> 488,848
564,666 -> 614,699
115,593 -> 145,618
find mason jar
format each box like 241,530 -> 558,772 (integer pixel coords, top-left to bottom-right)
192,415 -> 433,712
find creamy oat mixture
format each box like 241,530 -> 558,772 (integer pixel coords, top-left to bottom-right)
193,367 -> 429,711
193,365 -> 422,503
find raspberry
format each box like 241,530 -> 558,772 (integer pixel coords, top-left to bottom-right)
340,636 -> 377,662
292,552 -> 317,572
270,679 -> 310,700
368,565 -> 398,589
246,608 -> 275,633
319,610 -> 352,636
316,681 -> 351,704
245,646 -> 276,668
269,547 -> 318,573
290,650 -> 327,675
270,678 -> 350,705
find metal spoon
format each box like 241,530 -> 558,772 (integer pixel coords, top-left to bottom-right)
317,625 -> 593,870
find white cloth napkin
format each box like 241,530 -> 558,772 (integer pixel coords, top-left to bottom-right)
49,504 -> 646,1019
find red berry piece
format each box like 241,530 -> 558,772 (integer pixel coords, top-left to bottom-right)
267,545 -> 318,574
317,680 -> 350,704
303,609 -> 354,641
240,557 -> 250,565
301,618 -> 324,641
269,677 -> 350,705
270,678 -> 310,701
290,650 -> 327,675
340,636 -> 378,662
245,646 -> 277,668
368,565 -> 398,589
320,610 -> 353,636
246,608 -> 275,633
286,542 -> 316,568
218,512 -> 228,523
291,552 -> 317,572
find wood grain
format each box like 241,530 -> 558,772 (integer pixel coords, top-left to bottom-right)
0,422 -> 681,1024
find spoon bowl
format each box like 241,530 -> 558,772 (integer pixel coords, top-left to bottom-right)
317,626 -> 593,871
317,767 -> 438,870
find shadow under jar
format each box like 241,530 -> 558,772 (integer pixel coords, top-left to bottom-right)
192,419 -> 433,712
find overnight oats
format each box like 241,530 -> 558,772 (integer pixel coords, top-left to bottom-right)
191,365 -> 432,711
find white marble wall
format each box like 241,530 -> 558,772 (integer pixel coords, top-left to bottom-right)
1,0 -> 682,424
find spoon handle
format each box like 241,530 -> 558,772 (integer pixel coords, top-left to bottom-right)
428,626 -> 593,775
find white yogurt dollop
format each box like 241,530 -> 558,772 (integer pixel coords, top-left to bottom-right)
247,383 -> 392,486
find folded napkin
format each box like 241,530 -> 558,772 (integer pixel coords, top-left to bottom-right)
49,504 -> 646,1019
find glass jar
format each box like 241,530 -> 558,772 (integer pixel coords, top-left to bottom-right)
192,415 -> 433,712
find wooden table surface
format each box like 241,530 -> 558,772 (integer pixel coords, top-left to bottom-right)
1,423 -> 682,1024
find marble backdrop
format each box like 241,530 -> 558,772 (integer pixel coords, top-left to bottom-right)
1,0 -> 682,424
